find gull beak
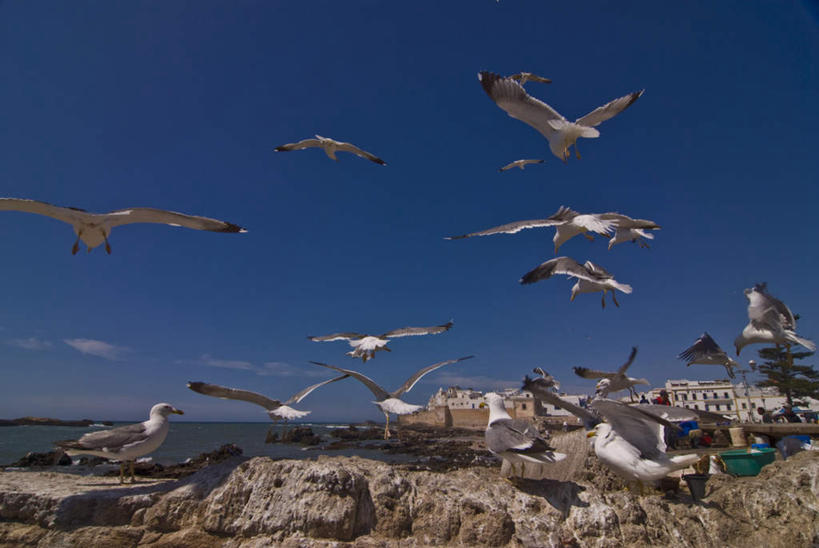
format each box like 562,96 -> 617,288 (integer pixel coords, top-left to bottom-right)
172,408 -> 184,415
586,431 -> 596,438
479,403 -> 486,409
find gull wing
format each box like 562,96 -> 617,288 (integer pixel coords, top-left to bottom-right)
446,218 -> 561,240
532,367 -> 560,390
519,256 -> 591,285
599,212 -> 661,230
334,141 -> 386,165
634,404 -> 731,424
274,138 -> 322,151
0,198 -> 91,226
522,375 -> 599,427
103,208 -> 246,233
616,347 -> 638,375
574,90 -> 644,127
572,214 -> 615,236
486,418 -> 553,455
509,72 -> 553,84
308,361 -> 391,401
478,71 -> 565,139
750,283 -> 797,330
573,366 -> 617,380
583,261 -> 615,280
678,332 -> 725,363
308,332 -> 367,342
590,399 -> 675,458
284,374 -> 350,405
381,321 -> 454,339
393,355 -> 474,398
56,422 -> 149,452
187,381 -> 282,411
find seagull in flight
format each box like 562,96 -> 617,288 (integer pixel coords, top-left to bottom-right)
498,159 -> 545,172
274,135 -> 386,165
310,356 -> 474,439
508,72 -> 552,85
447,206 -> 615,254
483,392 -> 566,479
678,332 -> 739,379
573,347 -> 648,400
599,213 -> 661,250
308,320 -> 454,363
55,403 -> 183,483
478,71 -> 643,162
0,198 -> 246,255
519,256 -> 632,308
735,283 -> 815,355
187,375 -> 348,434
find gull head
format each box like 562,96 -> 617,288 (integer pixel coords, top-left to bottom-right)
150,403 -> 184,418
547,121 -> 600,162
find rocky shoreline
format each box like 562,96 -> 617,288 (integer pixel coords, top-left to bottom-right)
0,417 -> 113,428
0,430 -> 817,546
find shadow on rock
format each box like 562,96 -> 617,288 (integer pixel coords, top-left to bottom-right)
516,479 -> 589,517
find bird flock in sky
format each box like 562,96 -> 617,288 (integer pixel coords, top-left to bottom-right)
5,69 -> 814,488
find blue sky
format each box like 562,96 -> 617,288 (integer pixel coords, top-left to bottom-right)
1,2 -> 817,422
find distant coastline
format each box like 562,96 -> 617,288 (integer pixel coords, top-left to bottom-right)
0,417 -> 113,428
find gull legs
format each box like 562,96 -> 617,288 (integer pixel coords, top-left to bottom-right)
384,412 -> 391,439
118,461 -> 137,484
72,235 -> 81,255
575,143 -> 581,160
104,234 -> 111,254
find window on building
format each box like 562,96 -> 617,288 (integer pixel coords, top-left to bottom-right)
713,393 -> 718,399
694,404 -> 699,410
692,393 -> 697,400
724,392 -> 730,399
705,404 -> 710,411
703,394 -> 707,400
715,404 -> 720,411
521,403 -> 527,410
742,402 -> 747,409
682,394 -> 688,401
471,404 -> 475,409
726,404 -> 731,410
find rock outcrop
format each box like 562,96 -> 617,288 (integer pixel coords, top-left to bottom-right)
1,451 -> 817,547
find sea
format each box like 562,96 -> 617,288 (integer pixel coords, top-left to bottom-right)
0,422 -> 413,466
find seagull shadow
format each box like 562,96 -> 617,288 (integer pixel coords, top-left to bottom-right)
514,479 -> 589,517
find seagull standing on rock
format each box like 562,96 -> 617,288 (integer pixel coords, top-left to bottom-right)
478,71 -> 643,162
55,403 -> 183,483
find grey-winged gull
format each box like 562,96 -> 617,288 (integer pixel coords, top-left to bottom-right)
0,198 -> 246,254
308,320 -> 454,363
55,403 -> 183,483
678,332 -> 739,379
519,256 -> 632,308
508,72 -> 552,85
599,212 -> 661,250
309,356 -> 473,439
573,347 -> 648,400
498,159 -> 545,172
274,135 -> 386,165
478,71 -> 643,162
187,375 -> 349,434
735,282 -> 815,355
483,392 -> 566,479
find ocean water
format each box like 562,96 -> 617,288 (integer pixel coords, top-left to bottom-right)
0,422 -> 411,466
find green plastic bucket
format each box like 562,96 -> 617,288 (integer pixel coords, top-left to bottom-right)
719,448 -> 777,476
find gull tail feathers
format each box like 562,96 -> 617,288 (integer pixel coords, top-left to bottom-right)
613,282 -> 633,294
670,454 -> 701,470
786,332 -> 816,352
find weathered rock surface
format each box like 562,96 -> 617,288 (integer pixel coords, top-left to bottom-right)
1,451 -> 817,547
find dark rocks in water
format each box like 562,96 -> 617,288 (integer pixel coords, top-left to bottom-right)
0,417 -> 113,427
5,450 -> 71,467
107,443 -> 245,480
330,424 -> 384,441
266,426 -> 322,446
77,456 -> 108,466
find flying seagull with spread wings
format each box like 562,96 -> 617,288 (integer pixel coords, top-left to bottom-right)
55,403 -> 183,483
274,135 -> 386,165
678,332 -> 739,379
498,159 -> 545,172
599,213 -> 661,250
447,206 -> 615,254
0,198 -> 246,254
310,356 -> 473,439
483,392 -> 566,479
508,72 -> 552,85
519,256 -> 632,308
573,347 -> 648,400
308,320 -> 454,363
187,375 -> 348,433
735,283 -> 815,355
478,71 -> 643,162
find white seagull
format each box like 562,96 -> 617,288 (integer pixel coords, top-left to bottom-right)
187,375 -> 348,431
573,347 -> 649,400
498,159 -> 545,172
308,320 -> 454,363
519,256 -> 632,308
309,356 -> 473,439
0,198 -> 246,254
678,332 -> 739,379
735,283 -> 815,355
478,71 -> 644,162
483,392 -> 566,479
274,135 -> 386,165
586,399 -> 700,488
447,206 -> 615,254
55,403 -> 183,483
508,72 -> 553,85
599,213 -> 661,250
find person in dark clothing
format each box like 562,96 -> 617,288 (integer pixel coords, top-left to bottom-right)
653,389 -> 671,406
639,394 -> 648,404
757,407 -> 773,423
782,405 -> 802,423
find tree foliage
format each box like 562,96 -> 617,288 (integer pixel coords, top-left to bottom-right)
755,346 -> 818,406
